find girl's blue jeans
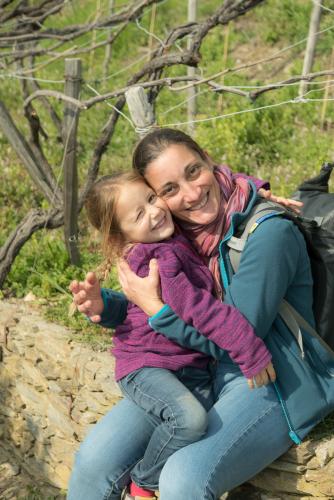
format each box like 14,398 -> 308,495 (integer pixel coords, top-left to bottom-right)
67,361 -> 292,500
117,366 -> 214,490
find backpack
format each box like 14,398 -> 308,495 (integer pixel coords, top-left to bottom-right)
227,162 -> 334,355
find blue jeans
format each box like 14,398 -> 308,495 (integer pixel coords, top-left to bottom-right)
67,361 -> 292,500
118,366 -> 214,489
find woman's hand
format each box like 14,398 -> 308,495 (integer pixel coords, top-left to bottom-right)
69,272 -> 104,323
117,258 -> 164,316
247,361 -> 276,390
258,188 -> 303,214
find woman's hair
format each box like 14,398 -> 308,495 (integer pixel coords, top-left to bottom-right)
85,171 -> 143,261
132,128 -> 208,176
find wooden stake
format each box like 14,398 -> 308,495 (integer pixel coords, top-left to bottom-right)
63,58 -> 81,265
218,23 -> 230,112
299,0 -> 322,97
103,0 -> 115,79
187,0 -> 197,135
89,0 -> 101,77
320,46 -> 334,129
125,86 -> 155,138
148,3 -> 157,58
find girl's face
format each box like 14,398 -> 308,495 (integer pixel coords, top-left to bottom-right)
117,180 -> 174,243
144,144 -> 221,225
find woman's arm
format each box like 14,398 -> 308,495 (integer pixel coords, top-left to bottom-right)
150,217 -> 305,343
223,217 -> 307,338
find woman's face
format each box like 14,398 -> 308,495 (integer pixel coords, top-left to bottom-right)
144,144 -> 221,225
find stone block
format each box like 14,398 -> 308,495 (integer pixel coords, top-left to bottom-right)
54,463 -> 71,489
48,436 -> 79,468
20,359 -> 48,391
46,403 -> 76,439
314,437 -> 334,467
16,381 -> 47,414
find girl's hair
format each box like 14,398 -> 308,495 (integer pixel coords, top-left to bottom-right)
85,171 -> 143,261
132,127 -> 207,176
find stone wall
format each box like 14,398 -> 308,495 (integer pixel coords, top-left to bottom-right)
0,299 -> 333,498
0,299 -> 122,491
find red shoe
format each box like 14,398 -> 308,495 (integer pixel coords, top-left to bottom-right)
122,487 -> 157,500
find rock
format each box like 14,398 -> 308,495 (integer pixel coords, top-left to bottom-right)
23,292 -> 37,302
314,437 -> 334,467
0,462 -> 20,479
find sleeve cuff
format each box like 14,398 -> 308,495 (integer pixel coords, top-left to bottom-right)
148,304 -> 172,326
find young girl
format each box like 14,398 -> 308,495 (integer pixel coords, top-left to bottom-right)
84,171 -> 276,500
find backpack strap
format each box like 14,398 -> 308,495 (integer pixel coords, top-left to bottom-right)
227,201 -> 306,356
227,200 -> 284,273
280,300 -> 334,360
279,301 -> 305,358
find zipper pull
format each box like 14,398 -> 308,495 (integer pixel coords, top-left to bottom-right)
289,430 -> 302,445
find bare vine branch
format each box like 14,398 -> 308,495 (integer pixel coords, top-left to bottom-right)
2,0 -> 288,287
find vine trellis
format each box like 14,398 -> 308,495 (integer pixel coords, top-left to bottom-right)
0,0 -> 333,287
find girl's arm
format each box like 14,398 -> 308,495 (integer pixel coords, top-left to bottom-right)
152,247 -> 271,379
69,272 -> 128,327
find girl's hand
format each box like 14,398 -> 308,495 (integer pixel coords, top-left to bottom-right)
258,188 -> 303,214
69,272 -> 104,323
247,361 -> 276,390
117,258 -> 164,316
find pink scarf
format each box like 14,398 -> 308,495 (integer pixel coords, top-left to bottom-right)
179,165 -> 250,298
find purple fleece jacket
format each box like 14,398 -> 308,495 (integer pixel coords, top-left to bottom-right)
113,241 -> 271,381
112,174 -> 271,381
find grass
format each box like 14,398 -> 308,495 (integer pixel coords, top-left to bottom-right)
23,485 -> 66,500
310,412 -> 334,440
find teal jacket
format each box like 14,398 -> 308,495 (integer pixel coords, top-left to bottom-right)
101,184 -> 334,440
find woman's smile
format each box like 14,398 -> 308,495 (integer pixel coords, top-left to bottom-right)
186,192 -> 209,211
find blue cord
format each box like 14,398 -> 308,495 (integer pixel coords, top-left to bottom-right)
273,382 -> 302,445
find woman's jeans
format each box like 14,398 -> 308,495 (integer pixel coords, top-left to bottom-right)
67,361 -> 292,500
118,366 -> 214,489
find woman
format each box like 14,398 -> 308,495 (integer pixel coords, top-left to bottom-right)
68,128 -> 334,500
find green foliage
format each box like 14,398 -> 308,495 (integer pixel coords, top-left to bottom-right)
260,0 -> 311,45
5,232 -> 80,298
310,412 -> 334,440
23,485 -> 65,500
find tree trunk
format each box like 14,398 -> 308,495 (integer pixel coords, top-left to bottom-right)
0,209 -> 63,289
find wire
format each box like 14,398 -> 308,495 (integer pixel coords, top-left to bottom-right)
85,83 -> 135,128
163,95 -> 334,127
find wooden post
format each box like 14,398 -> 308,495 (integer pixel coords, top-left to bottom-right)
299,0 -> 322,97
187,0 -> 197,135
125,86 -> 155,138
103,0 -> 114,79
148,3 -> 157,58
218,23 -> 230,112
320,46 -> 334,129
89,0 -> 101,77
63,58 -> 81,265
